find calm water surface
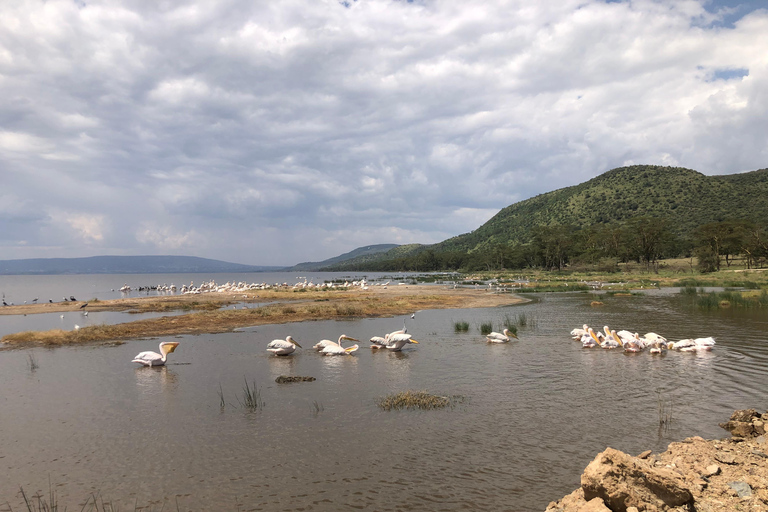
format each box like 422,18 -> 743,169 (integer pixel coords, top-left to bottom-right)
1,286 -> 767,511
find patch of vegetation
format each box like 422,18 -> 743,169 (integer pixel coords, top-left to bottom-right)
479,322 -> 493,335
238,379 -> 264,410
454,321 -> 469,332
681,288 -> 768,309
376,390 -> 466,411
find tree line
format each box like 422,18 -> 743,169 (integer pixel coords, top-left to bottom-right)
336,217 -> 768,273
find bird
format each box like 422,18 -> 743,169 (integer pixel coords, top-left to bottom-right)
79,302 -> 88,309
267,335 -> 302,356
570,324 -> 589,340
83,311 -> 88,316
369,336 -> 388,349
314,334 -> 358,352
411,313 -> 415,319
132,341 -> 180,366
320,335 -> 360,355
485,328 -> 518,343
668,339 -> 696,351
70,296 -> 76,301
693,337 -> 716,351
74,324 -> 80,331
384,332 -> 419,351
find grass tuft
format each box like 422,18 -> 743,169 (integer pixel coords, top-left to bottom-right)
454,321 -> 469,332
238,379 -> 264,410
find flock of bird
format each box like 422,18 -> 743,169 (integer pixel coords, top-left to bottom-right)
570,324 -> 716,354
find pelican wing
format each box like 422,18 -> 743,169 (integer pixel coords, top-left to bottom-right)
132,351 -> 163,366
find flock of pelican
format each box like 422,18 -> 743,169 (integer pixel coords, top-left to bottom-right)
570,324 -> 715,354
269,323 -> 420,357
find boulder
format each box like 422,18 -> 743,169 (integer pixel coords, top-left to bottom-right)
581,447 -> 694,511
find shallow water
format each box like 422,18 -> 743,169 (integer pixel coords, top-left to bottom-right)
1,290 -> 766,511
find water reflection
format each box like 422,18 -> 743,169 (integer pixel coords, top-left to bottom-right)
134,366 -> 179,395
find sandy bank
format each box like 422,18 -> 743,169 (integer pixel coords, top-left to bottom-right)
1,286 -> 526,347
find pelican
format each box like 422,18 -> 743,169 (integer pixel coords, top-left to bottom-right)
369,336 -> 388,349
694,337 -> 716,351
385,332 -> 419,351
314,334 -> 358,352
668,339 -> 696,351
132,341 -> 180,366
320,335 -> 360,355
485,328 -> 518,343
581,333 -> 598,348
570,324 -> 589,340
267,335 -> 302,356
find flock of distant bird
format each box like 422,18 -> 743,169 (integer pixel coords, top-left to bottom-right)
570,324 -> 715,354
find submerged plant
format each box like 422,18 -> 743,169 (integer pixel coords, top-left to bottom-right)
238,379 -> 265,410
656,388 -> 673,433
27,353 -> 39,372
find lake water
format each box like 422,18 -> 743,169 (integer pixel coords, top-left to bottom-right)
1,275 -> 766,511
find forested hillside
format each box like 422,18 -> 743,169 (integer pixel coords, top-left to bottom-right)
325,165 -> 768,272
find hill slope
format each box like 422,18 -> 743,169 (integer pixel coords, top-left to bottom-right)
433,165 -> 768,253
0,256 -> 282,275
289,244 -> 400,271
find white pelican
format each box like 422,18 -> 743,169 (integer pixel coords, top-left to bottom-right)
485,328 -> 518,343
644,332 -> 667,344
314,334 -> 358,352
132,341 -> 180,366
386,321 -> 407,339
570,324 -> 589,340
267,336 -> 302,356
320,335 -> 360,355
369,336 -> 388,349
581,333 -> 598,348
694,337 -> 716,351
386,333 -> 419,351
668,339 -> 696,351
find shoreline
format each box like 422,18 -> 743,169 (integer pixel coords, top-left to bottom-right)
545,409 -> 768,511
0,286 -> 527,348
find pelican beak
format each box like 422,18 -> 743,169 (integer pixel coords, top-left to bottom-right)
345,336 -> 359,342
165,342 -> 180,353
510,332 -> 519,339
589,328 -> 600,343
410,339 -> 419,344
292,340 -> 302,348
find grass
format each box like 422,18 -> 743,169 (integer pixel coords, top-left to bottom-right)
311,400 -> 324,415
656,388 -> 673,433
238,379 -> 264,411
681,288 -> 768,309
376,390 -> 466,411
479,322 -> 493,335
454,321 -> 469,332
27,353 -> 39,372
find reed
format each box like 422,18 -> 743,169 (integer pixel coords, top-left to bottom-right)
656,389 -> 673,433
454,321 -> 469,332
218,383 -> 226,408
238,379 -> 264,410
479,322 -> 493,335
377,390 -> 464,411
311,400 -> 324,415
27,353 -> 39,372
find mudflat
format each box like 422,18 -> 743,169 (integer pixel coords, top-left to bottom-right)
1,286 -> 525,347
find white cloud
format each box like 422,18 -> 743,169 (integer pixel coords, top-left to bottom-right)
0,0 -> 766,265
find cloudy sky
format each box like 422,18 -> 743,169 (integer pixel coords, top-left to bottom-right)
1,0 -> 766,266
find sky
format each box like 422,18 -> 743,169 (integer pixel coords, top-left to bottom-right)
1,0 -> 767,266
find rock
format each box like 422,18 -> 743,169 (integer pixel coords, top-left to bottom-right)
275,375 -> 316,383
727,481 -> 752,498
578,498 -> 611,511
730,409 -> 760,422
581,447 -> 694,511
719,420 -> 757,437
637,450 -> 652,459
704,464 -> 721,477
715,452 -> 736,465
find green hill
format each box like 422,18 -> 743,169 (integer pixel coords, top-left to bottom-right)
324,165 -> 768,270
289,244 -> 401,271
433,165 -> 768,253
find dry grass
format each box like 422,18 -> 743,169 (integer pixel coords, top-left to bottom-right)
1,287 -> 526,347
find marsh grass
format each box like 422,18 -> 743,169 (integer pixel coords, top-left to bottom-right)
454,321 -> 469,332
218,384 -> 226,408
683,288 -> 768,309
17,485 -> 181,511
238,379 -> 264,410
27,353 -> 39,372
377,390 -> 466,411
656,389 -> 673,433
479,322 -> 493,335
310,400 -> 324,416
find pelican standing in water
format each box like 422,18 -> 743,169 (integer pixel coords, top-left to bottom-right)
132,341 -> 180,366
485,328 -> 518,343
320,335 -> 360,355
267,336 -> 302,356
369,336 -> 388,349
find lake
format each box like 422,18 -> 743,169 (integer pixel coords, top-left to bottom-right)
1,274 -> 766,511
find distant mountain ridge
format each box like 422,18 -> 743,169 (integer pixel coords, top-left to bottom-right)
0,255 -> 283,275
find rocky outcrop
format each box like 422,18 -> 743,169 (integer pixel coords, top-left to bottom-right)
546,409 -> 768,512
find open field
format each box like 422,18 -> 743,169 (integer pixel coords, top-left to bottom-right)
0,285 -> 526,347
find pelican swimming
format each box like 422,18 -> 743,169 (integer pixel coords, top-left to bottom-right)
693,337 -> 716,351
132,341 -> 180,366
570,324 -> 589,340
485,328 -> 518,343
668,339 -> 696,351
320,335 -> 360,355
314,334 -> 359,352
267,335 -> 302,356
385,332 -> 419,351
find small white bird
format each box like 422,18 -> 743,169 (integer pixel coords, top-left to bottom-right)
132,341 -> 180,366
267,336 -> 302,356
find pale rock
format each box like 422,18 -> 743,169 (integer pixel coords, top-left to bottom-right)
578,497 -> 611,512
